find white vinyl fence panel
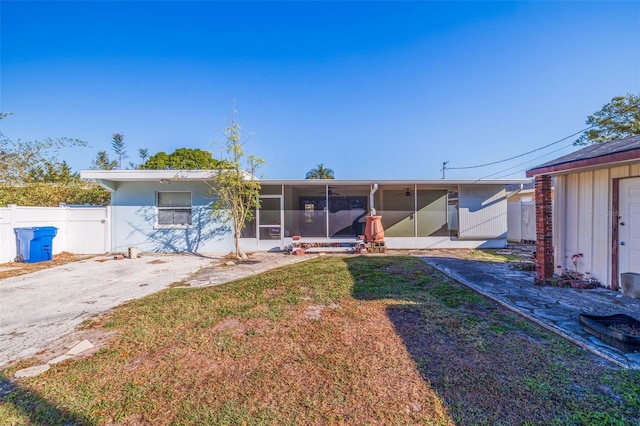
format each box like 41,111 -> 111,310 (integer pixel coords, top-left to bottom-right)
507,201 -> 536,243
0,205 -> 110,263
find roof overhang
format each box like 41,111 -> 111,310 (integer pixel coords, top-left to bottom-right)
81,170 -> 531,191
526,148 -> 640,177
81,170 -> 221,182
80,169 -> 255,190
257,179 -> 531,186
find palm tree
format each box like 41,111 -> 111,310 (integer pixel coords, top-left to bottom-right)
305,163 -> 335,179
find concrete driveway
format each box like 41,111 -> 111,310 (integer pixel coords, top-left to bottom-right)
0,254 -> 215,367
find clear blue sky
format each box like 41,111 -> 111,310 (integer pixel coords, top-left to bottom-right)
2,1 -> 639,180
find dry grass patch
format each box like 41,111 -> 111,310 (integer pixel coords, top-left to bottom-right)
0,252 -> 91,280
1,256 -> 639,425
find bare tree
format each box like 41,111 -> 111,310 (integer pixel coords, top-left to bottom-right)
210,105 -> 265,259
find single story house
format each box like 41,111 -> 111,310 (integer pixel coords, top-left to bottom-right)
527,134 -> 640,289
81,170 -> 530,254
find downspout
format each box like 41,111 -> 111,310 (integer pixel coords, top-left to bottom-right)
369,183 -> 378,215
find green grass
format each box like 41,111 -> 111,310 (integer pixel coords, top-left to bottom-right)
1,255 -> 639,425
469,248 -> 528,263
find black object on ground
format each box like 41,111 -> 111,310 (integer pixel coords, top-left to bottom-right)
579,313 -> 640,352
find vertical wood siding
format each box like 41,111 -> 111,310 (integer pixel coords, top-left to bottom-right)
555,163 -> 640,287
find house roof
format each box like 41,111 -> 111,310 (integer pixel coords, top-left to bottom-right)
80,170 -> 530,190
526,134 -> 640,177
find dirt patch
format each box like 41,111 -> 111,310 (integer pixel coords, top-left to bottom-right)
0,252 -> 92,280
263,287 -> 285,298
403,244 -> 536,261
28,328 -> 117,366
213,318 -> 242,332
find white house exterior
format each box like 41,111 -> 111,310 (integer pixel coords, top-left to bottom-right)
527,134 -> 640,289
81,170 -> 529,254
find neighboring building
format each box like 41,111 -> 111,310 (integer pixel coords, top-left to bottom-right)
527,134 -> 640,289
81,170 -> 529,254
506,180 -> 553,243
506,180 -> 555,203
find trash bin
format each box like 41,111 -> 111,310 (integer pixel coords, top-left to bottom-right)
14,226 -> 58,263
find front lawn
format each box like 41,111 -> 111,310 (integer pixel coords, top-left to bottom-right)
1,256 -> 639,425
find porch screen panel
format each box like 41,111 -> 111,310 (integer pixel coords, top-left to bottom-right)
298,198 -> 327,237
381,189 -> 414,237
241,217 -> 256,238
416,190 -> 448,237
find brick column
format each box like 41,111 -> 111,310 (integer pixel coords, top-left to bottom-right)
535,175 -> 554,283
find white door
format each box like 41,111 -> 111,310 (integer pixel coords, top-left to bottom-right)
619,177 -> 640,278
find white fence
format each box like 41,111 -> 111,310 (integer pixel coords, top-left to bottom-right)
507,201 -> 536,243
0,205 -> 110,264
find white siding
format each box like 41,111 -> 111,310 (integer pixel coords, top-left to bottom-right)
457,184 -> 507,241
592,169 -> 610,285
554,162 -> 640,288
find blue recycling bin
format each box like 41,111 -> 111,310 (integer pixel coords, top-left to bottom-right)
14,226 -> 58,263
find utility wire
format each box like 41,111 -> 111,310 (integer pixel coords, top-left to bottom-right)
447,125 -> 595,170
487,146 -> 577,180
476,141 -> 576,180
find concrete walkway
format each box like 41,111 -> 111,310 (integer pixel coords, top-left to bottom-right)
419,253 -> 640,369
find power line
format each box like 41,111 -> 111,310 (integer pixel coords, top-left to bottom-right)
476,141 -> 576,180
486,147 -> 576,180
447,125 -> 594,171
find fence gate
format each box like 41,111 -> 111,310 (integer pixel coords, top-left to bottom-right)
0,205 -> 110,263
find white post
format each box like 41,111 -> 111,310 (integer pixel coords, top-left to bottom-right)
9,204 -> 17,261
105,205 -> 112,254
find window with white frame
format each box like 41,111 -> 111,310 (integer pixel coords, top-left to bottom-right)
157,191 -> 192,227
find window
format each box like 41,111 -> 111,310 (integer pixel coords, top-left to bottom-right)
157,191 -> 192,227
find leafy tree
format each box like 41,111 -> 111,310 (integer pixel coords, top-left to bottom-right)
575,93 -> 640,145
306,163 -> 335,179
210,108 -> 264,259
0,182 -> 110,207
111,133 -> 127,168
0,113 -> 109,206
91,151 -> 118,170
137,148 -> 149,169
127,148 -> 150,170
0,113 -> 87,186
28,160 -> 78,184
145,147 -> 225,170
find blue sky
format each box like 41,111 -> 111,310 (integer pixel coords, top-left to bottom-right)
2,1 -> 639,180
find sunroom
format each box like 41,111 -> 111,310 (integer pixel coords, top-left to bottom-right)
239,179 -> 527,252
81,170 -> 528,254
